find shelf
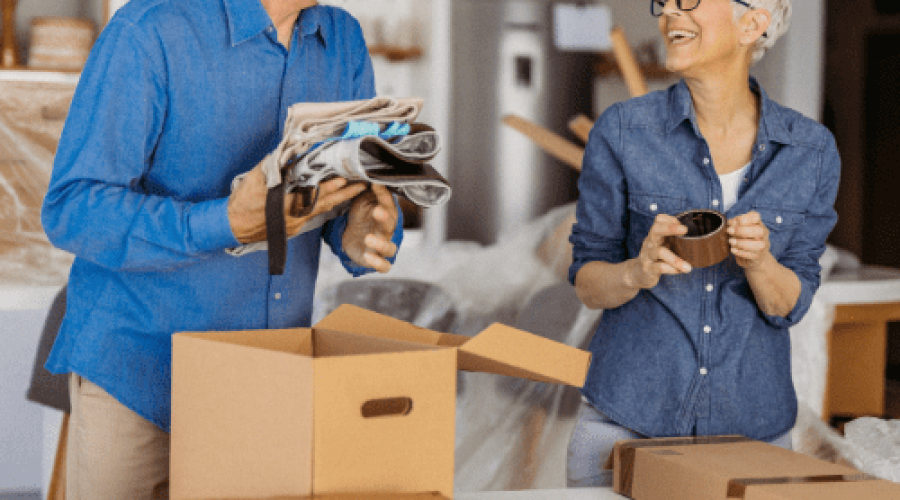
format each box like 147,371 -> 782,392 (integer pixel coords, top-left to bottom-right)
594,52 -> 672,80
368,45 -> 424,62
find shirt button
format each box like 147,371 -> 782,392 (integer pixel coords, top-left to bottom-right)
267,26 -> 275,32
759,144 -> 766,152
703,325 -> 712,333
703,158 -> 710,165
706,284 -> 714,292
274,293 -> 282,300
712,199 -> 720,207
700,367 -> 709,376
650,203 -> 658,212
776,216 -> 783,224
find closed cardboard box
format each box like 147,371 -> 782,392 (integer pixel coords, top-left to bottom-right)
612,436 -> 900,500
171,304 -> 591,499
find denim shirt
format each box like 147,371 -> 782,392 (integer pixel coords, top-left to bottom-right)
569,78 -> 840,441
41,0 -> 400,431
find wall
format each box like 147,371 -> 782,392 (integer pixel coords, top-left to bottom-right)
593,0 -> 825,122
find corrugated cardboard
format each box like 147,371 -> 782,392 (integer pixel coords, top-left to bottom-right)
612,436 -> 900,500
729,474 -> 900,499
172,304 -> 591,500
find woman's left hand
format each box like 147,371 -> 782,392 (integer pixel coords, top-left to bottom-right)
727,211 -> 774,270
342,183 -> 399,273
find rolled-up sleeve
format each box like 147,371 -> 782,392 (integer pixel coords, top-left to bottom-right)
568,104 -> 629,285
764,132 -> 841,328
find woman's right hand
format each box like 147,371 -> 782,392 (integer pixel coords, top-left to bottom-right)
627,214 -> 693,289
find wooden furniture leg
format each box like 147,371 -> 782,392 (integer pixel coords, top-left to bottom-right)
609,26 -> 648,98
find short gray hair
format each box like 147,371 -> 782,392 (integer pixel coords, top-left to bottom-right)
734,0 -> 792,64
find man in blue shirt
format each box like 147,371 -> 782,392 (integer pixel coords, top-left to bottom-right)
40,0 -> 400,497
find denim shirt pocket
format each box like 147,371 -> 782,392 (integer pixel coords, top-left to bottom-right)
627,193 -> 687,254
753,206 -> 805,258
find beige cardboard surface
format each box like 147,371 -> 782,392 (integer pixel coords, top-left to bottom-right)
739,478 -> 900,500
314,304 -> 445,345
616,439 -> 861,500
173,305 -> 591,499
312,347 -> 456,497
316,304 -> 591,388
171,331 -> 315,499
457,323 -> 590,387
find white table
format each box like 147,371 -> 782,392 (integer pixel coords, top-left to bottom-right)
817,266 -> 900,420
458,488 -> 626,499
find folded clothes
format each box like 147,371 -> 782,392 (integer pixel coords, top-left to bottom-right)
227,97 -> 450,276
284,122 -> 449,216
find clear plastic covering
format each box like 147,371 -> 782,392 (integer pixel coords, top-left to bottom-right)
314,202 -> 866,491
0,78 -> 76,286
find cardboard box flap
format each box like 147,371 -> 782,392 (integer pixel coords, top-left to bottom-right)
458,323 -> 590,387
314,304 -> 444,346
727,474 -> 879,499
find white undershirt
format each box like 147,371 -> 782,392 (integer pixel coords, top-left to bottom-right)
718,162 -> 751,212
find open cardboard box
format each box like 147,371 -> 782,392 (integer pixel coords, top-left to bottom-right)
612,436 -> 900,500
171,304 -> 591,499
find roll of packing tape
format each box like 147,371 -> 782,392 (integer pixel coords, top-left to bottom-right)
666,209 -> 730,269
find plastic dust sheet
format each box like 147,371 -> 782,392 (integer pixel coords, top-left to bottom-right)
0,79 -> 75,285
314,203 -> 865,491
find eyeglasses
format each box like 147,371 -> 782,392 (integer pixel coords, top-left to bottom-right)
651,0 -> 758,17
651,0 -> 768,37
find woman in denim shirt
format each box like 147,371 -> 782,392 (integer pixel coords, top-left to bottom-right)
566,0 -> 840,487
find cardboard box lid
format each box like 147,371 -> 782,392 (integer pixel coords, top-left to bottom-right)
314,304 -> 590,388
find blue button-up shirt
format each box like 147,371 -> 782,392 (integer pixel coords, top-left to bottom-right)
569,79 -> 840,441
42,0 -> 399,431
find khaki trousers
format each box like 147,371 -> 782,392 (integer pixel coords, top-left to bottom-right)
67,374 -> 170,500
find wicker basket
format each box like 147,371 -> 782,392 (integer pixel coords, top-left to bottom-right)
28,17 -> 96,71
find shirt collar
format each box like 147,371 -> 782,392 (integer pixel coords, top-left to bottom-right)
224,0 -> 328,48
666,76 -> 795,146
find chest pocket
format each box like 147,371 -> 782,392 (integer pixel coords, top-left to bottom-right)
627,193 -> 687,254
754,206 -> 805,258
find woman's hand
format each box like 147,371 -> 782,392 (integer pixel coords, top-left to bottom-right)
627,214 -> 693,289
342,184 -> 399,273
727,211 -> 774,270
228,162 -> 367,244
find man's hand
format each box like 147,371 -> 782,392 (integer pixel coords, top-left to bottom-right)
228,161 -> 367,244
626,214 -> 692,289
342,184 -> 399,273
727,211 -> 774,270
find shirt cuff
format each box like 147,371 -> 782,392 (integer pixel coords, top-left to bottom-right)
188,198 -> 240,253
331,207 -> 404,278
764,279 -> 815,329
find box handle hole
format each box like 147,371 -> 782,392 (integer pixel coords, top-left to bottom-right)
361,397 -> 413,418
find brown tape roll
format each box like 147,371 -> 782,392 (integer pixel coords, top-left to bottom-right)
665,209 -> 730,269
726,474 -> 879,498
615,435 -> 752,498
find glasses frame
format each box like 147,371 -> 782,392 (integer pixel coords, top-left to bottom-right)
651,0 -> 768,38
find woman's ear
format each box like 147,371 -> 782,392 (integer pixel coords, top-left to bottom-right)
740,8 -> 772,45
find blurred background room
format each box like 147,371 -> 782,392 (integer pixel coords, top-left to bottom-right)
2,0 -> 900,498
